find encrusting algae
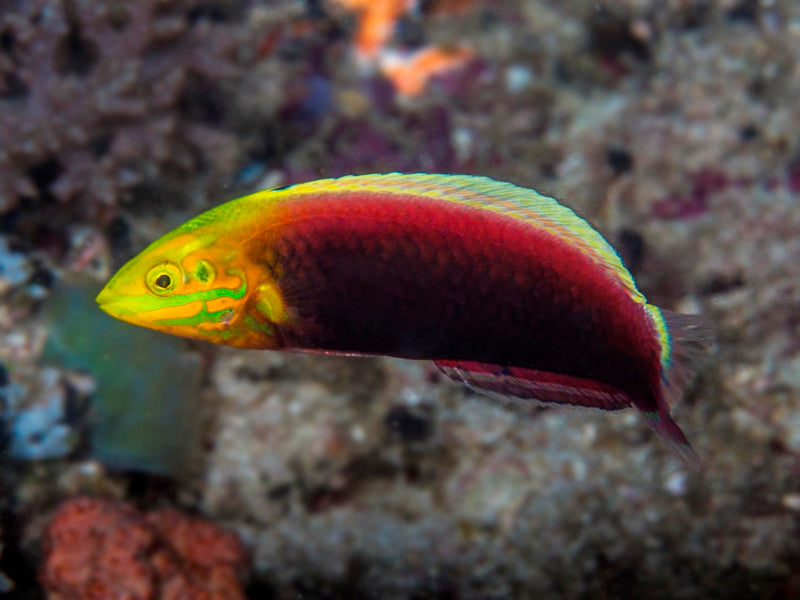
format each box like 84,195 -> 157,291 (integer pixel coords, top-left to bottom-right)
96,173 -> 714,467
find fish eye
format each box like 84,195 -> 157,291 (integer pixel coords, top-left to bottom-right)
146,262 -> 182,295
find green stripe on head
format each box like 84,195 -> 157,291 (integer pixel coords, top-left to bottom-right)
131,272 -> 247,315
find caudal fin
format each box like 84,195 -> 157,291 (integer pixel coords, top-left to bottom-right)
659,309 -> 716,409
646,308 -> 715,470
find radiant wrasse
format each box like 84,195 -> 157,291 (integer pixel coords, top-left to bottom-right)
97,174 -> 714,467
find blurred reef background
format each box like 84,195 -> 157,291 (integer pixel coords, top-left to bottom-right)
2,0 -> 800,598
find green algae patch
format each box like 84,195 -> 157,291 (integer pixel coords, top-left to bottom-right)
43,280 -> 202,475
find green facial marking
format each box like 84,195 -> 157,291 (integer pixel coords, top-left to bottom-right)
194,260 -> 215,284
121,269 -> 247,316
153,268 -> 248,327
157,305 -> 235,328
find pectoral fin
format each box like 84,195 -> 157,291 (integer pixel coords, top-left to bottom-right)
255,282 -> 289,323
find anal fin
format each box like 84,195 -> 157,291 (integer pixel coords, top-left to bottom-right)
434,360 -> 633,411
436,359 -> 702,470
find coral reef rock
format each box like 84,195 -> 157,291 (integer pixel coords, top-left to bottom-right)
0,0 -> 268,218
40,496 -> 249,600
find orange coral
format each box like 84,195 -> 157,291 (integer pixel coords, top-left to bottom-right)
40,497 -> 249,600
331,0 -> 475,97
334,0 -> 416,59
379,46 -> 475,97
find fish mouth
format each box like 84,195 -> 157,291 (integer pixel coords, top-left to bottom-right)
95,286 -> 113,309
95,285 -> 134,321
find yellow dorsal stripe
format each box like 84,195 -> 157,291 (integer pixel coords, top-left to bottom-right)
646,304 -> 672,369
269,173 -> 646,304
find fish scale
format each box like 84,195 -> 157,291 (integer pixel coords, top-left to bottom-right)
272,195 -> 642,377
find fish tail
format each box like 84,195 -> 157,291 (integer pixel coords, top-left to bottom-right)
640,307 -> 715,470
657,308 -> 716,410
640,408 -> 701,470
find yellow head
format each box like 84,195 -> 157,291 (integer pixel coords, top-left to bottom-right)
97,192 -> 296,349
96,226 -> 250,341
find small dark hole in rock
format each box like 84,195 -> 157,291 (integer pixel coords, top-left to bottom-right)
617,229 -> 645,275
107,216 -> 132,260
245,581 -> 279,599
178,75 -> 225,125
699,272 -> 745,296
0,72 -> 29,99
30,266 -> 55,289
739,124 -> 759,141
268,484 -> 292,500
385,406 -> 431,442
607,146 -> 633,175
0,510 -> 41,600
305,0 -> 326,19
90,133 -> 112,158
187,3 -> 237,23
27,158 -> 63,195
63,381 -> 90,425
6,238 -> 26,254
54,27 -> 98,76
748,78 -> 767,98
727,0 -> 759,23
676,2 -> 712,29
0,210 -> 19,234
107,6 -> 131,30
0,30 -> 15,53
478,7 -> 502,28
27,430 -> 47,445
152,2 -> 179,18
32,225 -> 69,258
589,11 -> 651,62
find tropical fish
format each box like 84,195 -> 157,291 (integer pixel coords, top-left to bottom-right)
96,174 -> 714,467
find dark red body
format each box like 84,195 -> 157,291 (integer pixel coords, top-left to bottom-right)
250,192 -> 661,405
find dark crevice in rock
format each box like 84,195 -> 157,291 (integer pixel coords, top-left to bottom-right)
54,23 -> 98,77
0,71 -> 29,99
27,158 -> 63,197
588,10 -> 651,63
178,74 -> 227,125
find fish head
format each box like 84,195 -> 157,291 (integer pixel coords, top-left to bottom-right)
96,226 -> 256,345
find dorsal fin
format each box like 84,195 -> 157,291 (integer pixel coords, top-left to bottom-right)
268,173 -> 645,304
